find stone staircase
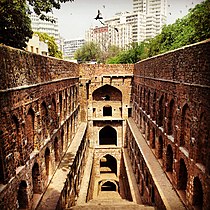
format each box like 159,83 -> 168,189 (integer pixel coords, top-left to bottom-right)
68,192 -> 154,210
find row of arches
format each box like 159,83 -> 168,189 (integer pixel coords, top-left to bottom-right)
0,91 -> 79,184
133,89 -> 209,168
127,129 -> 204,209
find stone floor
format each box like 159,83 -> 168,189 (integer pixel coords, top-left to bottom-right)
69,192 -> 154,210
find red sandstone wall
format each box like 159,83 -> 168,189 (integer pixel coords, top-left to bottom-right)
79,64 -> 134,78
0,45 -> 79,89
132,39 -> 210,209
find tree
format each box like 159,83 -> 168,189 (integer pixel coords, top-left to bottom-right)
34,32 -> 63,59
74,42 -> 101,63
0,0 -> 33,49
0,0 -> 74,49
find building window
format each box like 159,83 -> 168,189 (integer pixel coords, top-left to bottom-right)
103,106 -> 112,116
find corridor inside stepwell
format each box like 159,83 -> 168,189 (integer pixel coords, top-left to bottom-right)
1,40 -> 209,210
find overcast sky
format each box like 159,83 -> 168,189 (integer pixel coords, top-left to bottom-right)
53,0 -> 203,40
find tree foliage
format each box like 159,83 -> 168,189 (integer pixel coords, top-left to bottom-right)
0,0 -> 33,49
0,0 -> 74,49
34,32 -> 62,58
107,0 -> 210,63
74,42 -> 101,63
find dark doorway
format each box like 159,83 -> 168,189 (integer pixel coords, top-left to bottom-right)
192,177 -> 203,209
103,106 -> 112,116
166,145 -> 173,172
100,154 -> 117,175
99,126 -> 117,145
178,159 -> 188,191
101,181 -> 117,191
32,163 -> 41,194
17,181 -> 28,209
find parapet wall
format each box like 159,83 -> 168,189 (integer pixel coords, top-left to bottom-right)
134,39 -> 210,86
79,63 -> 134,78
0,45 -> 79,90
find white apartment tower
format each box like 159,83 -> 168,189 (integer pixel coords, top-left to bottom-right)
133,0 -> 167,38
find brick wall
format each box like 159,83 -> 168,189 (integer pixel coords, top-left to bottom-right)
132,39 -> 210,209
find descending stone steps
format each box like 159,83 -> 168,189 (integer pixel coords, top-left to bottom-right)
68,192 -> 154,210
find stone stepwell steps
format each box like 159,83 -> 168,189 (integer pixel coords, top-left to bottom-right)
68,192 -> 154,210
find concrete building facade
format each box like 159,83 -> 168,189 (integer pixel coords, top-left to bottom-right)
0,39 -> 209,210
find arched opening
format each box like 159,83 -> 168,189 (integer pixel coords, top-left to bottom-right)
32,163 -> 41,194
59,93 -> 62,120
12,115 -> 21,168
151,127 -> 155,149
178,159 -> 188,192
100,154 -> 117,175
54,137 -> 59,162
61,129 -> 64,152
99,126 -> 117,146
180,104 -> 191,148
197,113 -> 208,166
152,92 -> 156,120
192,177 -> 203,209
25,108 -> 35,151
147,90 -> 150,114
168,99 -> 175,136
157,136 -> 163,159
17,181 -> 28,209
45,147 -> 50,177
158,95 -> 164,127
92,85 -> 122,101
166,145 -> 173,172
103,106 -> 112,116
51,98 -> 58,129
101,181 -> 117,191
41,101 -> 48,140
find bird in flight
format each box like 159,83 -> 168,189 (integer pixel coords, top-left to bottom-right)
114,27 -> 119,32
94,10 -> 103,20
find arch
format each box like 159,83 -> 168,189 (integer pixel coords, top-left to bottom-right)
158,95 -> 164,127
151,127 -> 155,149
157,135 -> 163,159
168,99 -> 175,136
147,90 -> 150,114
41,101 -> 48,140
61,129 -> 64,152
32,162 -> 41,194
178,158 -> 188,191
192,177 -> 203,209
99,126 -> 117,146
101,181 -> 117,192
54,137 -> 59,162
12,115 -> 21,168
45,147 -> 50,177
180,104 -> 191,148
59,92 -> 62,120
197,112 -> 208,166
103,105 -> 112,116
100,154 -> 117,175
92,85 -> 122,101
25,107 -> 35,150
152,92 -> 156,120
17,180 -> 28,209
166,144 -> 173,172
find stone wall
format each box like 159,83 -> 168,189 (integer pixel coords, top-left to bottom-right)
0,45 -> 79,90
0,45 -> 80,209
132,39 -> 210,209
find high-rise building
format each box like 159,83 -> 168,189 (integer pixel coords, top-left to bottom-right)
63,39 -> 85,60
133,0 -> 167,36
30,14 -> 60,40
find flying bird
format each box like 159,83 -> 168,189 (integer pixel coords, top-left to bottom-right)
114,27 -> 119,32
94,10 -> 103,20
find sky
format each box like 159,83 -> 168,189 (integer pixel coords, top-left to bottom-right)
53,0 -> 203,40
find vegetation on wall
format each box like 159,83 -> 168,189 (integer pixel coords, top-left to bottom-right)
35,32 -> 63,59
108,0 -> 210,64
0,0 -> 74,49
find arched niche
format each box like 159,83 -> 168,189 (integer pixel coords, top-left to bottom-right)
92,85 -> 122,101
99,126 -> 117,146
